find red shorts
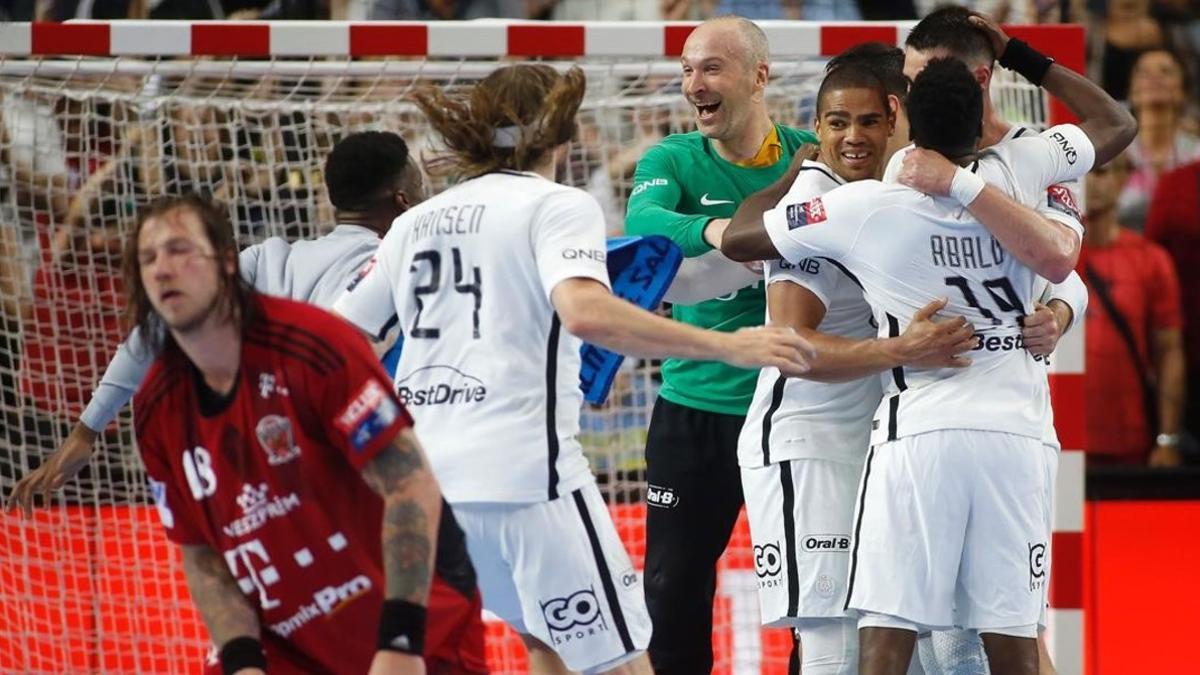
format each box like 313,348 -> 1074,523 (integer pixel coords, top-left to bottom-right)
202,574 -> 487,674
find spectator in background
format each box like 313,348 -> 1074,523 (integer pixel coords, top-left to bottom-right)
1094,0 -> 1167,101
1146,157 -> 1200,457
1080,152 -> 1187,468
1118,48 -> 1200,229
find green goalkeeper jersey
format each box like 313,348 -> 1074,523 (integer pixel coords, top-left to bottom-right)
625,124 -> 818,416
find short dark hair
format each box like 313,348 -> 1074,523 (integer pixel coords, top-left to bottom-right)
905,5 -> 995,66
906,57 -> 983,158
123,193 -> 256,354
324,131 -> 412,211
826,42 -> 908,102
816,61 -> 890,116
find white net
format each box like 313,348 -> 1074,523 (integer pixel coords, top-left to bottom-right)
0,52 -> 1052,673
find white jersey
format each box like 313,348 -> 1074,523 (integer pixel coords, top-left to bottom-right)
739,161 -> 880,468
333,171 -> 611,504
79,224 -> 382,432
763,124 -> 1095,446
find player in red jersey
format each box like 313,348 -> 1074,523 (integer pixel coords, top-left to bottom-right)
126,193 -> 441,675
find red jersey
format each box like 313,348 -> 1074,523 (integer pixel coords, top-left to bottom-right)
1145,160 -> 1200,373
1079,228 -> 1183,459
134,295 -> 413,674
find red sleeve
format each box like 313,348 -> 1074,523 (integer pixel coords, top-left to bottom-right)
315,318 -> 414,471
1147,243 -> 1184,332
137,424 -> 209,546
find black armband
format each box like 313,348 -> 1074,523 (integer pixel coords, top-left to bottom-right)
220,636 -> 266,675
999,38 -> 1054,86
377,599 -> 427,655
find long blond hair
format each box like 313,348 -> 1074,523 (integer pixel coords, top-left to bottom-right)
412,64 -> 586,178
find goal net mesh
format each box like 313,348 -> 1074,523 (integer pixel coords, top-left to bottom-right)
0,50 -> 1052,674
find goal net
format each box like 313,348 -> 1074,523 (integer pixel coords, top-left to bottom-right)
0,20 -> 1085,674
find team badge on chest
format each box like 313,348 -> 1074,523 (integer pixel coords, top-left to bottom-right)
255,414 -> 302,465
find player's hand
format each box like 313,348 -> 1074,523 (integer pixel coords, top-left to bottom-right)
1022,302 -> 1065,356
897,148 -> 957,197
1148,443 -> 1184,468
6,422 -> 98,517
368,650 -> 426,675
723,325 -> 818,375
898,298 -> 976,368
967,11 -> 1012,59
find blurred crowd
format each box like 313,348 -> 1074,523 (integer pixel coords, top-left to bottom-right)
2,0 -> 1200,472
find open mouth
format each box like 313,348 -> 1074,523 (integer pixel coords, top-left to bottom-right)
695,101 -> 721,121
841,150 -> 870,166
161,290 -> 182,302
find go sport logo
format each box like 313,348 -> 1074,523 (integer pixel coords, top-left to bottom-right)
540,587 -> 609,645
395,365 -> 487,407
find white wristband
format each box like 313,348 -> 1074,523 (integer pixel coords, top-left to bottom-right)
949,166 -> 986,206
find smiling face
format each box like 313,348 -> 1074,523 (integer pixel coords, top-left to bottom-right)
816,87 -> 893,182
680,21 -> 767,142
136,207 -> 233,335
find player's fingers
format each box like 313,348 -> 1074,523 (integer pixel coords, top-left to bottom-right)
943,355 -> 972,368
913,297 -> 949,321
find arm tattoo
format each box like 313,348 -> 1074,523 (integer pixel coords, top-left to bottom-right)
361,429 -> 440,604
181,544 -> 260,647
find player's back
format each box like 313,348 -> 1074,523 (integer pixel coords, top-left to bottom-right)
242,225 -> 380,308
784,179 -> 1049,446
382,171 -> 604,504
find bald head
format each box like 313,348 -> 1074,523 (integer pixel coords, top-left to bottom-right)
684,16 -> 769,71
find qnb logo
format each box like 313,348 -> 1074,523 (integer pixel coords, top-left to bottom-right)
645,484 -> 679,509
541,588 -> 608,645
754,542 -> 783,583
562,248 -> 606,262
1028,542 -> 1047,592
396,365 -> 488,407
802,534 -> 850,553
630,177 -> 668,196
1049,131 -> 1078,165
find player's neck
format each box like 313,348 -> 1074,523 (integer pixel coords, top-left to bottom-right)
712,112 -> 774,163
1084,211 -> 1121,247
173,317 -> 242,396
531,154 -> 557,181
335,210 -> 389,237
980,102 -> 1011,150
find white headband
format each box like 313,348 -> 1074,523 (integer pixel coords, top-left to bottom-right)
492,125 -> 527,148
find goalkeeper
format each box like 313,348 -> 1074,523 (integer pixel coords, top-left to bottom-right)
623,15 -> 817,674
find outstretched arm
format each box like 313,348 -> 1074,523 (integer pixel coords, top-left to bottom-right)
721,153 -> 809,262
552,277 -> 815,374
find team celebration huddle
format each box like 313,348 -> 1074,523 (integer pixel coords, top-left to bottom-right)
6,6 -> 1135,675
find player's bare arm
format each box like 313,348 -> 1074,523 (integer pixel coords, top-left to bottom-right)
360,428 -> 440,605
551,277 -> 816,374
720,151 -> 815,261
7,422 -> 97,516
969,12 -> 1136,166
770,282 -> 974,383
180,544 -> 263,674
897,147 -> 1079,282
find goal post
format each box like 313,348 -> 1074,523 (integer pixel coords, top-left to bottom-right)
0,20 -> 1086,674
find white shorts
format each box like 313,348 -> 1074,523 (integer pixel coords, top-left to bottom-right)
845,429 -> 1049,633
1038,443 -> 1058,629
741,457 -> 864,626
451,482 -> 651,672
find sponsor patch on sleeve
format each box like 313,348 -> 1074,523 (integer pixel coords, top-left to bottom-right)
334,379 -> 402,451
345,256 -> 378,292
785,197 -> 827,230
1046,184 -> 1081,221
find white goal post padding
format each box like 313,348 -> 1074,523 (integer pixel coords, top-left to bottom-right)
0,20 -> 1086,674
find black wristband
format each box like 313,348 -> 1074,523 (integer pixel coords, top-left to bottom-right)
998,38 -> 1054,86
377,599 -> 427,655
220,636 -> 266,675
